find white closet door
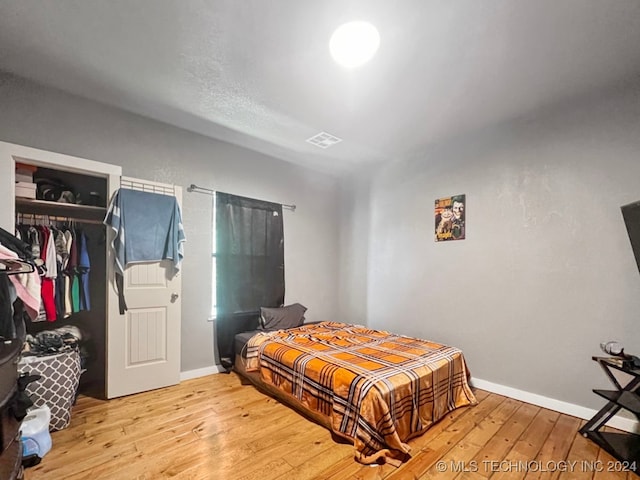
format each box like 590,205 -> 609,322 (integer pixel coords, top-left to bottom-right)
107,177 -> 182,398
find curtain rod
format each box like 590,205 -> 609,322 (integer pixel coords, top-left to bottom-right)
187,184 -> 296,212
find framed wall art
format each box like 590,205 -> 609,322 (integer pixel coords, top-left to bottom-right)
435,194 -> 465,242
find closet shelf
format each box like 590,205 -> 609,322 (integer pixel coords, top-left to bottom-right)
16,197 -> 106,222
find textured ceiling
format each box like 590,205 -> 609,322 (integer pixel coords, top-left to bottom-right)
1,0 -> 639,175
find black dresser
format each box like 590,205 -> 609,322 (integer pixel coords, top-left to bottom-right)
0,232 -> 38,479
0,336 -> 24,480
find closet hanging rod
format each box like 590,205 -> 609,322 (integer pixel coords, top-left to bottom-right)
187,184 -> 296,212
16,213 -> 104,225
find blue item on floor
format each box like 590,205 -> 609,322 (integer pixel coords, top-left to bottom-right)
21,405 -> 52,467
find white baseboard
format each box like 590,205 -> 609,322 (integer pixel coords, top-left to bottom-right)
180,365 -> 226,381
471,377 -> 639,434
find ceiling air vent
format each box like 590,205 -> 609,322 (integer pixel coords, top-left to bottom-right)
306,131 -> 342,149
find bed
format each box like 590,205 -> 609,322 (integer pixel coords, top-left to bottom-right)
234,321 -> 477,465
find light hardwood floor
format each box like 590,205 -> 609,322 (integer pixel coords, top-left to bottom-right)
23,373 -> 634,480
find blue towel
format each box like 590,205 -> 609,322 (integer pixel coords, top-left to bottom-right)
104,188 -> 186,275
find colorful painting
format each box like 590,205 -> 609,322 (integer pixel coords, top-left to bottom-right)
435,194 -> 465,242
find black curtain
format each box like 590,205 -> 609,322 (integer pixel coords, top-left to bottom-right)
215,192 -> 284,367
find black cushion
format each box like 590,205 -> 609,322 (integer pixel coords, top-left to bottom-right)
259,303 -> 307,330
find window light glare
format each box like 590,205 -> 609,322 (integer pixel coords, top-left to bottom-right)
329,21 -> 380,68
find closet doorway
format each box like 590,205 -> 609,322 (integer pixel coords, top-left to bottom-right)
0,141 -> 182,399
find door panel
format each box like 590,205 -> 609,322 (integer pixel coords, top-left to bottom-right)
129,262 -> 167,287
107,178 -> 182,398
127,308 -> 167,365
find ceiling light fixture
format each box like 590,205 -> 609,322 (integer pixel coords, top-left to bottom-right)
329,21 -> 380,68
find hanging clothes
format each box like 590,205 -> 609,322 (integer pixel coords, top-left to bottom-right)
77,230 -> 91,311
0,226 -> 39,337
0,226 -> 33,260
53,227 -> 67,320
69,228 -> 80,313
63,229 -> 73,319
28,226 -> 41,259
0,245 -> 40,321
14,222 -> 93,322
40,226 -> 57,322
0,272 -> 14,339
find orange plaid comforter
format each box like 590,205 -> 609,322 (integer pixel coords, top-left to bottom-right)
245,322 -> 477,464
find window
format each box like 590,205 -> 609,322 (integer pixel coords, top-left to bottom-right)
212,192 -> 285,365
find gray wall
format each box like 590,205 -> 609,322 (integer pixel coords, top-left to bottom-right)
5,68 -> 640,411
340,82 -> 640,409
337,171 -> 372,325
0,72 -> 341,373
